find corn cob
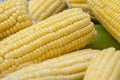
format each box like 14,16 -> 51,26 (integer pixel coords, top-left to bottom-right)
1,49 -> 100,80
88,0 -> 120,43
0,8 -> 96,77
0,0 -> 33,39
84,47 -> 120,80
29,0 -> 67,21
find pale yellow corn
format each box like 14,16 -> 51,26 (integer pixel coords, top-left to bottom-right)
67,0 -> 88,11
88,0 -> 120,43
84,47 -> 120,80
69,3 -> 88,11
0,8 -> 96,77
67,0 -> 97,21
29,0 -> 67,21
0,0 -> 33,39
69,0 -> 87,3
1,49 -> 100,80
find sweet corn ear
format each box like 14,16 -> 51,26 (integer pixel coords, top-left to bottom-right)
88,0 -> 120,43
1,49 -> 100,80
0,8 -> 96,77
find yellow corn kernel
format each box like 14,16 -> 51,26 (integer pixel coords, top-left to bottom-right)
84,47 -> 120,80
88,0 -> 120,43
0,8 -> 96,77
69,3 -> 88,11
1,49 -> 100,80
67,0 -> 88,10
0,0 -> 33,40
69,0 -> 87,3
67,0 -> 97,21
29,0 -> 67,21
52,1 -> 67,14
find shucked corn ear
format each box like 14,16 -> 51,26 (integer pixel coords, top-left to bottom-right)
88,0 -> 120,43
67,0 -> 88,11
0,8 -> 96,77
0,0 -> 33,39
29,0 -> 67,21
1,49 -> 100,80
84,47 -> 120,80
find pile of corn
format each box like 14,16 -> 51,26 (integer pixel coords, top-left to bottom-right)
0,0 -> 119,80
